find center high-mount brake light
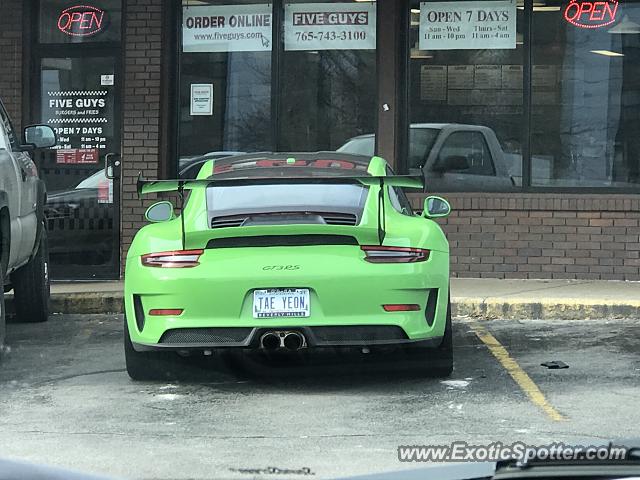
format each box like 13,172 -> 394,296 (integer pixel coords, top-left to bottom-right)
361,246 -> 430,263
141,250 -> 204,268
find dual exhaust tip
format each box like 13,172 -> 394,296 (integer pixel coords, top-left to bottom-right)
260,331 -> 306,352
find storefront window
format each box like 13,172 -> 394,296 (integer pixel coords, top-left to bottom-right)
39,0 -> 122,44
279,0 -> 377,152
531,0 -> 640,188
179,1 -> 273,162
178,0 -> 377,166
408,0 -> 523,191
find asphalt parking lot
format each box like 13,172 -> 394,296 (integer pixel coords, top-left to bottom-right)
1,314 -> 639,480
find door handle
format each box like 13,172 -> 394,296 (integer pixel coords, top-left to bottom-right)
105,153 -> 121,180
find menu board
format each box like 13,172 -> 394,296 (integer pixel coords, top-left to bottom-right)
474,65 -> 502,89
421,65 -> 447,102
419,0 -> 517,50
421,63 -> 527,106
448,65 -> 475,89
501,65 -> 523,89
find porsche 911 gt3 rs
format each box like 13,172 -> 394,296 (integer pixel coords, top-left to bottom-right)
124,153 -> 453,380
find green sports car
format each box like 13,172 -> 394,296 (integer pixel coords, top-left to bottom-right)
124,153 -> 453,380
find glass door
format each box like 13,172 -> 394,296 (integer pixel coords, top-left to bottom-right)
35,54 -> 121,279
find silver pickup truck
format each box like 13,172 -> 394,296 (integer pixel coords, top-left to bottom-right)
338,123 -> 523,191
0,99 -> 57,354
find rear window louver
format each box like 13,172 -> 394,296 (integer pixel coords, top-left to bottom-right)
207,235 -> 359,248
210,212 -> 357,228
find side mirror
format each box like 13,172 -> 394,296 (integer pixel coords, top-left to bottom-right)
23,125 -> 57,149
423,196 -> 451,219
145,201 -> 175,223
433,155 -> 470,172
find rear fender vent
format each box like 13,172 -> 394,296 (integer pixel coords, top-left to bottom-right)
425,289 -> 439,327
133,295 -> 145,332
207,235 -> 359,248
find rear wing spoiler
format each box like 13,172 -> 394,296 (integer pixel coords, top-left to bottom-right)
136,172 -> 424,248
136,173 -> 424,196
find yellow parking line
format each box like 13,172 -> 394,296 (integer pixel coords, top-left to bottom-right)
469,322 -> 566,422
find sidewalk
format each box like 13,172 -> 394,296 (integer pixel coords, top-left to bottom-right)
8,278 -> 639,320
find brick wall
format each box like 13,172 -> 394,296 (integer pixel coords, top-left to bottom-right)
121,0 -> 164,273
0,0 -> 23,128
410,193 -> 640,281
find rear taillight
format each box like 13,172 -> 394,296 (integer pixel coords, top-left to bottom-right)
141,250 -> 204,268
383,304 -> 421,312
361,246 -> 430,263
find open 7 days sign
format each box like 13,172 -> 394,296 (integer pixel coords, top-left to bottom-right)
420,0 -> 516,50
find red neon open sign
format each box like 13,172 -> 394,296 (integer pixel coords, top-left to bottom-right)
564,1 -> 619,29
57,5 -> 107,37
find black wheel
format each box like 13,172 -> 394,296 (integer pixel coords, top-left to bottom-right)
0,266 -> 6,361
404,297 -> 454,378
124,317 -> 177,381
11,227 -> 50,323
427,299 -> 454,377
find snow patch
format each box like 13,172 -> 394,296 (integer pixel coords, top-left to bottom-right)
441,380 -> 470,390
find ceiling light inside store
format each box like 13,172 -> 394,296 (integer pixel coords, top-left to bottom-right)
608,15 -> 640,34
590,49 -> 625,56
411,8 -> 420,13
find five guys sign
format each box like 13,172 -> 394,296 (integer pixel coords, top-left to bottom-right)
57,5 -> 108,37
563,0 -> 619,28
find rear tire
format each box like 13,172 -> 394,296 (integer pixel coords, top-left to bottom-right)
427,299 -> 454,377
405,297 -> 453,378
12,227 -> 50,323
124,317 -> 176,381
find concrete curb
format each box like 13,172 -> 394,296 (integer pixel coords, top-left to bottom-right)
50,292 -> 125,316
452,298 -> 640,321
16,292 -> 637,320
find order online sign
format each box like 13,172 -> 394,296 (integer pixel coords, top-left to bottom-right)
285,2 -> 377,51
183,4 -> 273,52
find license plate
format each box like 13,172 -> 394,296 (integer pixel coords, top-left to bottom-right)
253,288 -> 310,318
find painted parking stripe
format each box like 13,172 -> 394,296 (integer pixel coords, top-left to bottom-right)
469,322 -> 566,422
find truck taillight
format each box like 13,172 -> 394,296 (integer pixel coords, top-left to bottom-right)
361,246 -> 430,263
141,250 -> 204,268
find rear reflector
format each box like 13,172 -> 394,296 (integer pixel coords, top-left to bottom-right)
361,246 -> 430,263
383,304 -> 421,312
149,309 -> 184,316
141,250 -> 204,268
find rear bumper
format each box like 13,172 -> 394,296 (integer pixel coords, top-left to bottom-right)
125,245 -> 450,349
131,325 -> 444,352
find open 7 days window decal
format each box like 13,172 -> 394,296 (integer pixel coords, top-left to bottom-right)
57,5 -> 109,37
